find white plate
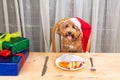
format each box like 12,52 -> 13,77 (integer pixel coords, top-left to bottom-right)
55,54 -> 85,70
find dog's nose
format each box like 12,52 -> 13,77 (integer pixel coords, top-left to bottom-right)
68,31 -> 72,35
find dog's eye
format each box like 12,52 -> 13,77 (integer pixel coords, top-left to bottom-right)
72,25 -> 75,29
65,25 -> 68,28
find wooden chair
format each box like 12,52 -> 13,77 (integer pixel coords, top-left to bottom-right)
51,17 -> 92,52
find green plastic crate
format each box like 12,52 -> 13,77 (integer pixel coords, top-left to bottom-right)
2,37 -> 29,54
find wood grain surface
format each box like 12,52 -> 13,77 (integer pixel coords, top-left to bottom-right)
0,52 -> 120,80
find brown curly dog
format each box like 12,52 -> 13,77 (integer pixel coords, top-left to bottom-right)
57,19 -> 83,52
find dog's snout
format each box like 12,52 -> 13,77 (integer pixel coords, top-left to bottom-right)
68,31 -> 72,35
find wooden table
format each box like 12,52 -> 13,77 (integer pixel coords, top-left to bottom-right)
0,52 -> 120,80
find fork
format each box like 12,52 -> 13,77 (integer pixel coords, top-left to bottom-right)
89,57 -> 96,71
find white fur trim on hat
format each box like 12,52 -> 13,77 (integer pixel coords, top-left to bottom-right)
69,18 -> 82,31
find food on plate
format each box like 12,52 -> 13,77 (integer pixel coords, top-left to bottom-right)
58,61 -> 83,69
58,62 -> 69,68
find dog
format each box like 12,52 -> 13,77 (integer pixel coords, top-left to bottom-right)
57,19 -> 83,52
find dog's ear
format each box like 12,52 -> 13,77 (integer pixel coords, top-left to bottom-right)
56,26 -> 61,35
80,31 -> 83,38
56,21 -> 65,35
76,26 -> 83,38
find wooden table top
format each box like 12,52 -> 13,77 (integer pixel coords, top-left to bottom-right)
0,52 -> 120,80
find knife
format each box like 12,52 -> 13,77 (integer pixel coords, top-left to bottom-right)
41,56 -> 49,76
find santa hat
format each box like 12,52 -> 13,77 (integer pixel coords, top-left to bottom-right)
68,17 -> 92,52
69,18 -> 82,32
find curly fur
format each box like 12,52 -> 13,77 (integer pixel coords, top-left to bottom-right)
57,20 -> 83,52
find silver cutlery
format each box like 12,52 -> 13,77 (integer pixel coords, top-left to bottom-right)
41,56 -> 49,76
89,57 -> 96,71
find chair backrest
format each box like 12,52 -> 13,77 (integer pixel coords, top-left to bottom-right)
51,17 -> 92,52
51,18 -> 68,52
